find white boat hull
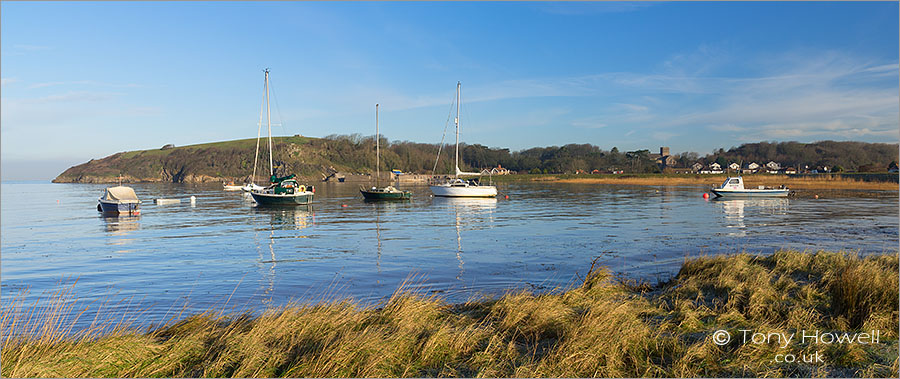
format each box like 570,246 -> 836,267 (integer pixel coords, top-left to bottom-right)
711,188 -> 790,198
223,185 -> 243,191
430,184 -> 497,197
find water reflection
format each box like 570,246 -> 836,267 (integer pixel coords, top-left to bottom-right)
432,197 -> 498,280
713,198 -> 789,236
251,206 -> 314,304
101,215 -> 141,250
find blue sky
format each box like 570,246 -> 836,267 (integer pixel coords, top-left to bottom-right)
2,1 -> 898,180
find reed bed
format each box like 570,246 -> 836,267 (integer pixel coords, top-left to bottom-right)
2,250 -> 897,377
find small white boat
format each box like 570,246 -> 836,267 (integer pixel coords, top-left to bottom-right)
98,186 -> 142,215
223,182 -> 243,191
710,177 -> 789,198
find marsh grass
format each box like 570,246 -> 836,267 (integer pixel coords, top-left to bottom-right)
2,250 -> 897,377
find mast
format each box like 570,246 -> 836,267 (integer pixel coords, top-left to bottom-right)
251,89 -> 264,184
265,69 -> 273,178
454,81 -> 460,178
375,103 -> 380,187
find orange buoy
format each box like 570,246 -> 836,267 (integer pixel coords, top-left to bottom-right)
702,193 -> 709,199
341,204 -> 348,207
504,195 -> 509,199
814,194 -> 819,199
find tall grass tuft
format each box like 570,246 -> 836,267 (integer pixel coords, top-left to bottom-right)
2,250 -> 897,377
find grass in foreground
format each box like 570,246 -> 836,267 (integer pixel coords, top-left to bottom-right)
2,250 -> 897,377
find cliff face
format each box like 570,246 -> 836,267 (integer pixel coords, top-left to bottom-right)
53,136 -> 343,184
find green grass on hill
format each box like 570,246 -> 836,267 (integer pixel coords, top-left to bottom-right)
2,250 -> 897,377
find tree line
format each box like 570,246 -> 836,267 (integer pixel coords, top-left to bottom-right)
324,135 -> 899,174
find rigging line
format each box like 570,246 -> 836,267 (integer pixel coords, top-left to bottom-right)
432,95 -> 457,175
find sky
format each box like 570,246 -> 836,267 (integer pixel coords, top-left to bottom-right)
2,1 -> 898,180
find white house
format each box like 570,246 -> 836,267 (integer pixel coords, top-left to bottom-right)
728,162 -> 740,171
691,162 -> 704,172
766,161 -> 781,171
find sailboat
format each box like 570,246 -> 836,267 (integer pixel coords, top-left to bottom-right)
249,69 -> 315,206
429,82 -> 498,198
361,104 -> 412,201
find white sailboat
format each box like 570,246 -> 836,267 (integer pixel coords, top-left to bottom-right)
430,82 -> 498,198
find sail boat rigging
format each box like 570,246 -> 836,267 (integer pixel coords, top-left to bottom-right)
249,69 -> 315,206
429,82 -> 498,198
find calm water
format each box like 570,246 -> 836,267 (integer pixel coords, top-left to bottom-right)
2,181 -> 897,330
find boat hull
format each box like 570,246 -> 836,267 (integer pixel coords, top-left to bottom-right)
711,189 -> 790,198
360,189 -> 411,200
430,184 -> 497,197
98,199 -> 141,215
250,191 -> 314,205
223,185 -> 243,191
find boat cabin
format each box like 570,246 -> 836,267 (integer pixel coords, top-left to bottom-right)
720,177 -> 745,190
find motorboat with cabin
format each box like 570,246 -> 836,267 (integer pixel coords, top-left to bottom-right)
710,176 -> 790,198
98,186 -> 142,215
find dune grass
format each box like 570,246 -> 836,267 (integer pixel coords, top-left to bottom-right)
2,250 -> 897,377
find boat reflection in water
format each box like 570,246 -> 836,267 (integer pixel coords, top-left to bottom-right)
432,197 -> 498,280
251,205 -> 314,304
100,215 -> 141,251
713,198 -> 789,237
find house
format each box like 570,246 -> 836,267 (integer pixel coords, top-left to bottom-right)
783,168 -> 797,174
480,164 -> 510,176
743,162 -> 760,174
728,162 -> 740,171
691,162 -> 704,172
701,162 -> 723,174
765,161 -> 781,173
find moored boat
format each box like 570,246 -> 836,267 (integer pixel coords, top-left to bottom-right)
710,177 -> 789,198
248,69 -> 314,206
97,186 -> 142,215
250,176 -> 315,205
360,103 -> 412,201
429,82 -> 497,198
223,181 -> 243,191
361,185 -> 412,200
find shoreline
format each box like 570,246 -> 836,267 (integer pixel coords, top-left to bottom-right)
2,249 -> 897,377
489,173 -> 899,191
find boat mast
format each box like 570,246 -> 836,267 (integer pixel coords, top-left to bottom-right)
375,103 -> 380,188
454,81 -> 460,179
251,89 -> 264,184
265,69 -> 273,178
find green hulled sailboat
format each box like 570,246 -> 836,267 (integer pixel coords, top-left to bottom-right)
249,69 -> 315,206
360,104 -> 411,201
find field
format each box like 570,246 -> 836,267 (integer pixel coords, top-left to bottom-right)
2,250 -> 897,378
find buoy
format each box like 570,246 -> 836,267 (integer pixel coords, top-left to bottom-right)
702,193 -> 709,199
190,195 -> 196,204
814,194 -> 819,199
504,195 -> 509,199
341,204 -> 348,208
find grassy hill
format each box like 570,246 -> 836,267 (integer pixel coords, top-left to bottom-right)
52,135 -> 456,183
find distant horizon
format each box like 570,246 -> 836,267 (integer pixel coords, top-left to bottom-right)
3,2 -> 898,180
